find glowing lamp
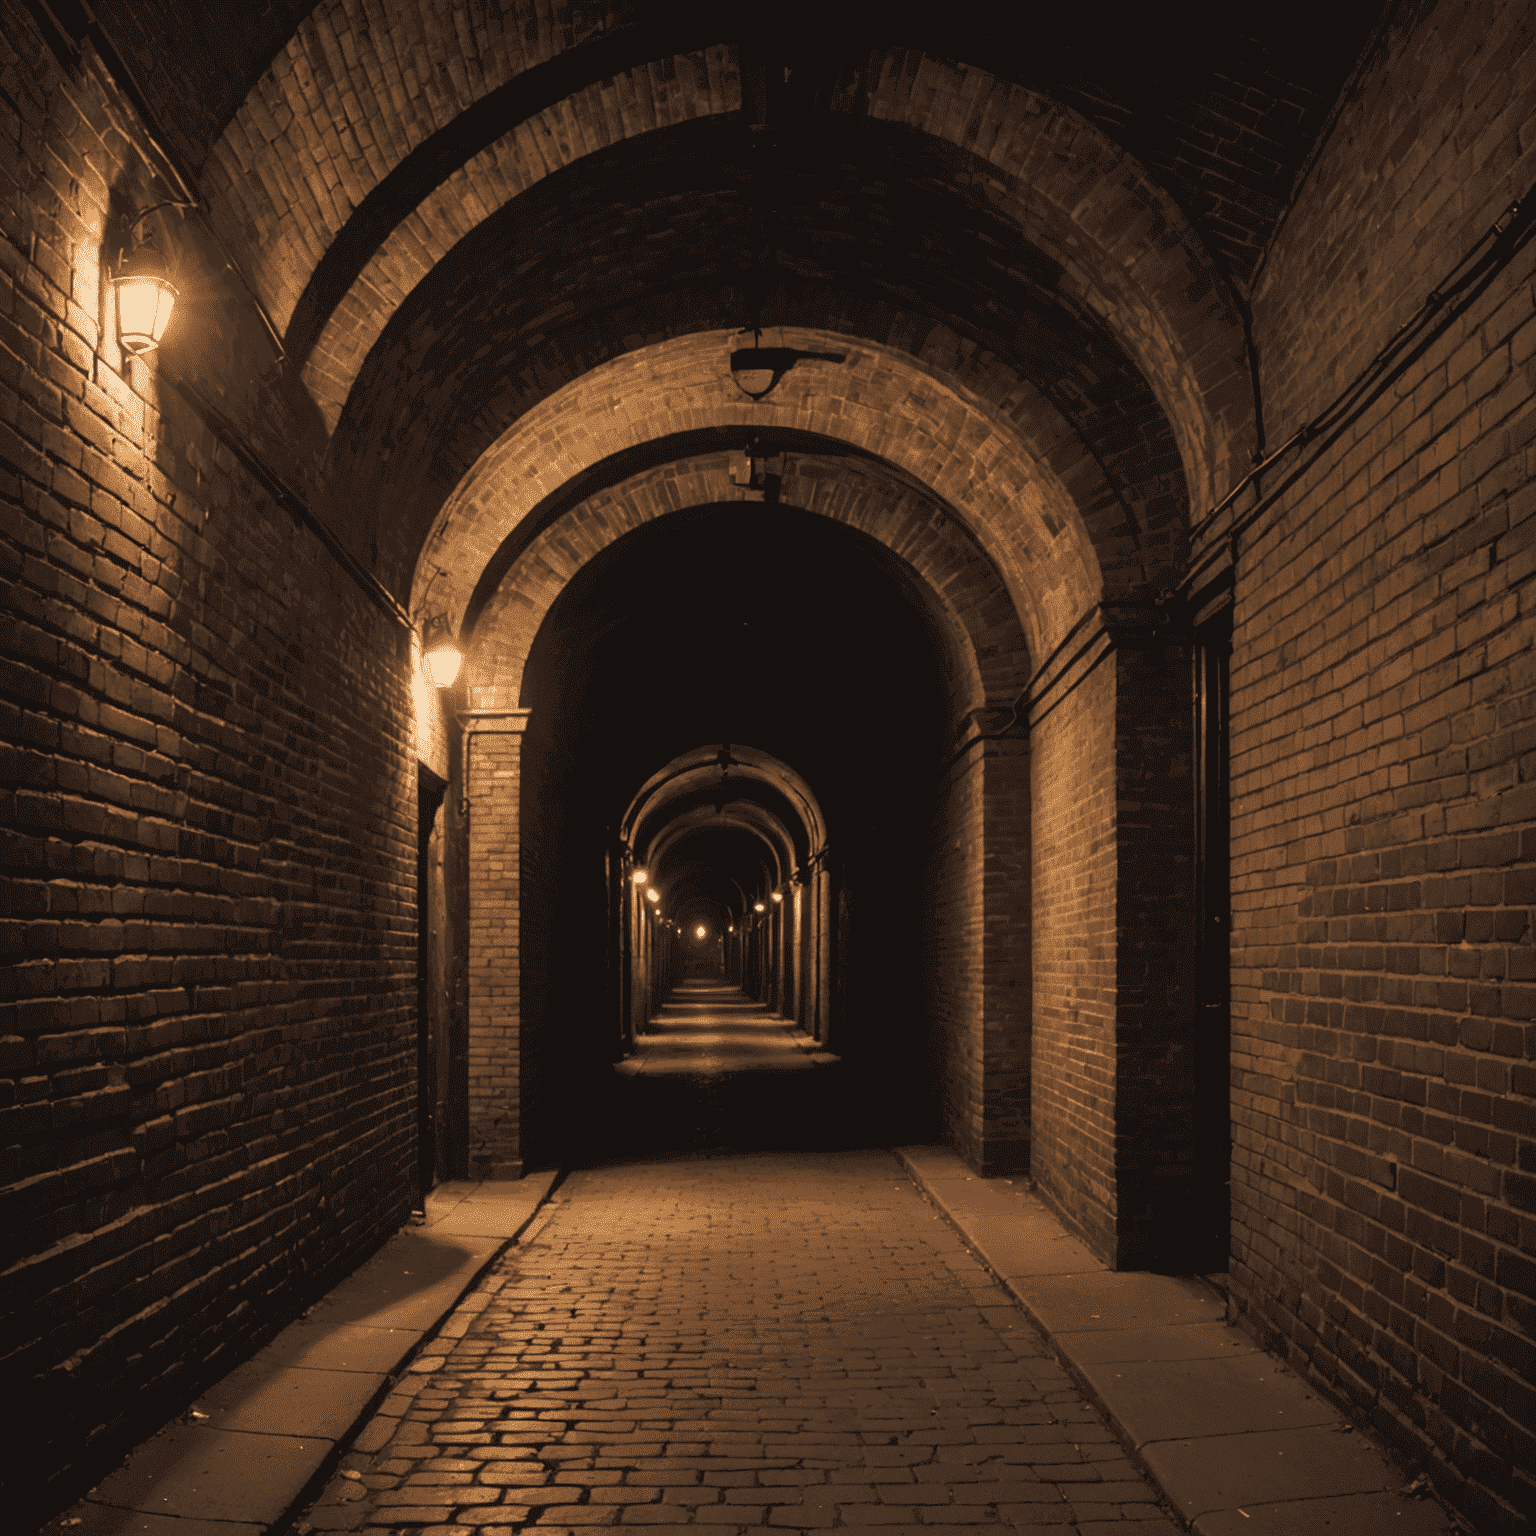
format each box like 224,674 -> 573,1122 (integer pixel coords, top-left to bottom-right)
754,901 -> 766,913
770,891 -> 783,903
646,888 -> 660,904
695,924 -> 707,939
631,868 -> 648,885
420,612 -> 463,687
112,245 -> 177,357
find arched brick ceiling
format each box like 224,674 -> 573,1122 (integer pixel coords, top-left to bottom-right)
327,106 -> 1196,558
625,745 -> 827,859
300,67 -> 1247,517
89,0 -> 1380,654
110,1 -> 1374,307
409,329 -> 1097,665
651,808 -> 797,892
464,447 -> 1028,717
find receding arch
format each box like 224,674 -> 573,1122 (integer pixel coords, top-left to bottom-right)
461,449 -> 1031,725
410,329 -> 1092,666
210,12 -> 1250,508
625,743 -> 828,876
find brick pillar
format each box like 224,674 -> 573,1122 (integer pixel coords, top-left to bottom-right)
782,892 -> 797,1021
981,730 -> 1032,1174
462,708 -> 530,1178
1109,619 -> 1199,1269
817,866 -> 833,1045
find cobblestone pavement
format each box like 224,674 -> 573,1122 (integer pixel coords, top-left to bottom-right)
297,1150 -> 1179,1536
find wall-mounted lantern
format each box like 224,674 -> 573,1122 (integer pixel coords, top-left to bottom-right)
111,204 -> 184,356
420,612 -> 463,687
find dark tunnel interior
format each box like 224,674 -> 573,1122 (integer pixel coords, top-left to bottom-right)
514,501 -> 958,1166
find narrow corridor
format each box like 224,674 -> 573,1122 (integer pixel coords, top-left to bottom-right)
298,1150 -> 1179,1535
623,980 -> 824,1078
582,983 -> 908,1166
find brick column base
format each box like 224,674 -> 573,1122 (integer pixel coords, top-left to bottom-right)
461,708 -> 531,1178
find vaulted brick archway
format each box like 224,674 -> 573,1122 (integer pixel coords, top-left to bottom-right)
463,447 -> 1031,718
455,491 -> 1038,1179
20,3 -> 1533,1527
206,14 -> 1252,509
408,330 -> 1107,662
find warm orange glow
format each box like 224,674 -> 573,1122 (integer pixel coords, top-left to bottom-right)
646,888 -> 660,903
754,901 -> 765,913
631,868 -> 648,884
114,273 -> 177,355
770,891 -> 782,903
695,924 -> 707,939
423,641 -> 463,687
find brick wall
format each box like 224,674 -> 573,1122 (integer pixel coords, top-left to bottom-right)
1030,661 -> 1119,1258
1230,0 -> 1536,1526
462,714 -> 527,1177
1,6 -> 418,1517
925,745 -> 986,1169
1111,636 -> 1201,1270
981,733 -> 1032,1176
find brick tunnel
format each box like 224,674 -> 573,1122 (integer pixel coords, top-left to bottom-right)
3,3 -> 1535,1532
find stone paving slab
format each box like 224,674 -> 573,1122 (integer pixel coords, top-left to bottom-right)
1064,1322 -> 1259,1366
48,1508 -> 266,1536
197,1356 -> 391,1440
261,1320 -> 425,1375
1143,1424 -> 1402,1516
1089,1354 -> 1338,1444
893,1146 -> 1462,1536
1015,1273 -> 1228,1336
1190,1489 -> 1460,1534
82,1425 -> 329,1526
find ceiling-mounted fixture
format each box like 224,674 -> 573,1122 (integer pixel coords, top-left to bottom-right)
728,68 -> 844,406
111,201 -> 188,356
728,330 -> 847,405
420,611 -> 463,688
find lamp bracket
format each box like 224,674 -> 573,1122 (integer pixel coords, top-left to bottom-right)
115,199 -> 194,267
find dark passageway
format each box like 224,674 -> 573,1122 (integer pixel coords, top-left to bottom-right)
513,504 -> 965,1173
6,3 -> 1531,1531
578,978 -> 892,1164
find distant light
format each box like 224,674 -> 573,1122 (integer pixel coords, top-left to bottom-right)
646,888 -> 660,903
754,902 -> 765,913
770,891 -> 782,903
695,925 -> 707,939
728,925 -> 735,933
631,868 -> 648,885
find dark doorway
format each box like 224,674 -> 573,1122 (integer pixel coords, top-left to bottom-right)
416,763 -> 449,1203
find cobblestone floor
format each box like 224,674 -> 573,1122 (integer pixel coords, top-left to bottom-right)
297,1149 -> 1179,1536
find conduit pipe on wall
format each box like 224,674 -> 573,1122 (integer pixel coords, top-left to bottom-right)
936,177 -> 1536,784
1173,182 -> 1536,600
